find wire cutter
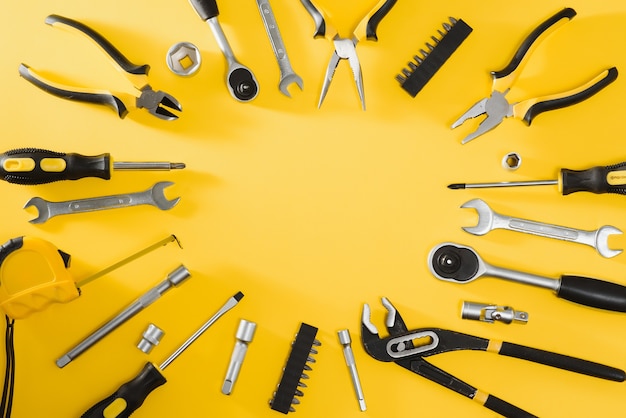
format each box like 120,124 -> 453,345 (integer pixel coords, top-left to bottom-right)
451,8 -> 617,144
19,15 -> 182,121
361,297 -> 625,418
300,0 -> 397,110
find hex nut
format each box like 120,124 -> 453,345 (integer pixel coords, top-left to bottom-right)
166,42 -> 201,76
502,152 -> 522,170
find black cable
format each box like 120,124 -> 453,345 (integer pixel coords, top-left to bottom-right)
1,316 -> 15,418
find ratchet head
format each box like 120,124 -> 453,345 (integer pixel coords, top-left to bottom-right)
428,243 -> 484,283
227,65 -> 259,102
596,226 -> 623,258
150,181 -> 180,210
23,197 -> 51,224
461,198 -> 494,236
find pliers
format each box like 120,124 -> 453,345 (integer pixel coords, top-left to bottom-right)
300,0 -> 397,110
361,297 -> 625,418
452,8 -> 617,144
19,15 -> 182,121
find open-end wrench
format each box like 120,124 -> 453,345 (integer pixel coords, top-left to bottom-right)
461,198 -> 622,258
255,0 -> 303,97
24,181 -> 179,223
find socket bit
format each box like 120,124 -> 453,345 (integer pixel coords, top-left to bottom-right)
222,319 -> 257,394
338,329 -> 366,411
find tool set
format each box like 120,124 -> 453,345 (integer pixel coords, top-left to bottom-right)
396,17 -> 472,97
461,301 -> 528,325
362,298 -> 625,417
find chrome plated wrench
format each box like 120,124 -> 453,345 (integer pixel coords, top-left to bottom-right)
24,181 -> 179,223
461,198 -> 622,258
255,0 -> 303,97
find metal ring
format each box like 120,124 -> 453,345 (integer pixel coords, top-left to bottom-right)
166,42 -> 201,76
502,152 -> 521,170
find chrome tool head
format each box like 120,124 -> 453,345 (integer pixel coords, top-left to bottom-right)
428,242 -> 485,284
279,73 -> 304,98
23,197 -> 51,224
453,90 -> 512,144
460,198 -> 494,236
136,88 -> 182,121
595,226 -> 623,258
150,181 -> 180,210
226,64 -> 259,102
319,38 -> 364,109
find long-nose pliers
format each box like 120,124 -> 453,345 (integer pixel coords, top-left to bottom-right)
300,0 -> 397,110
19,15 -> 182,121
361,297 -> 625,418
452,8 -> 617,144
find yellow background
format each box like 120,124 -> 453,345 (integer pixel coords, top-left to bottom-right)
2,0 -> 626,416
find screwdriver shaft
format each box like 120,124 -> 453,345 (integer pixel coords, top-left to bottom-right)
113,161 -> 186,170
449,180 -> 558,189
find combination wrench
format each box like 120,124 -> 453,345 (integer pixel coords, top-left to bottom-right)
24,181 -> 179,223
461,198 -> 622,258
255,0 -> 303,97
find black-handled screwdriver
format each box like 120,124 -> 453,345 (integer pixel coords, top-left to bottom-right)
449,161 -> 626,195
0,148 -> 185,185
81,291 -> 244,418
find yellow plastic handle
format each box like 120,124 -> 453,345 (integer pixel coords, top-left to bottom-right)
0,237 -> 78,319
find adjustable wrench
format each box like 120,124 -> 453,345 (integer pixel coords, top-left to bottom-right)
255,0 -> 303,97
461,198 -> 622,258
24,181 -> 179,223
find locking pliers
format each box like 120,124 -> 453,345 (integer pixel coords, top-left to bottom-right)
361,297 -> 625,418
20,15 -> 182,120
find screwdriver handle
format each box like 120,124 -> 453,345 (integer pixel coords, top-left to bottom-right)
0,148 -> 110,185
560,162 -> 626,195
82,362 -> 166,418
557,275 -> 626,313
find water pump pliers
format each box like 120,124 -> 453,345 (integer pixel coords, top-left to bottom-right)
451,8 -> 617,144
361,297 -> 625,418
19,15 -> 182,121
300,0 -> 397,110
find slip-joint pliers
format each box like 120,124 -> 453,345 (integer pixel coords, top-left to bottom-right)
20,15 -> 182,121
300,0 -> 397,110
361,297 -> 625,418
452,8 -> 617,143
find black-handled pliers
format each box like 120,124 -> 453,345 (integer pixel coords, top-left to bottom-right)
19,15 -> 182,121
452,8 -> 617,143
361,297 -> 625,418
300,0 -> 397,110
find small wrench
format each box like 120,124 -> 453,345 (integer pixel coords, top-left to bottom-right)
256,0 -> 303,97
24,181 -> 179,224
461,199 -> 622,258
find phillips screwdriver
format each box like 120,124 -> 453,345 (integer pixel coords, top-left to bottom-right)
0,148 -> 185,185
449,161 -> 626,195
81,291 -> 244,418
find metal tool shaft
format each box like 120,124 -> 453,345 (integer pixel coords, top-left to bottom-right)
338,329 -> 366,411
449,180 -> 558,189
113,162 -> 186,170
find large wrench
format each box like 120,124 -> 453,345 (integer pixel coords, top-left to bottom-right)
461,198 -> 622,258
24,181 -> 179,224
255,0 -> 303,97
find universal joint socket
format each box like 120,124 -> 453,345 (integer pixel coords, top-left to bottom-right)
461,301 -> 528,325
222,319 -> 256,395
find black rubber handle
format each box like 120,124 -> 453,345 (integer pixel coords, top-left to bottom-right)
557,275 -> 626,313
45,15 -> 149,76
523,67 -> 618,125
82,363 -> 166,418
500,341 -> 625,381
484,395 -> 537,418
300,0 -> 327,38
492,8 -> 576,79
0,148 -> 111,185
188,0 -> 220,20
560,161 -> 626,195
363,0 -> 397,41
19,64 -> 128,118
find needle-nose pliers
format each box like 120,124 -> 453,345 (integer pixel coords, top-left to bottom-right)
452,8 -> 617,144
361,297 -> 625,418
300,0 -> 397,110
19,15 -> 182,121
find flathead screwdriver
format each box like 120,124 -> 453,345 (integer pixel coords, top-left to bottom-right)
449,161 -> 626,195
0,148 -> 185,185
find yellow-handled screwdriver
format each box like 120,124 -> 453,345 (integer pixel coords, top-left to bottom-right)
0,148 -> 185,185
449,161 -> 626,195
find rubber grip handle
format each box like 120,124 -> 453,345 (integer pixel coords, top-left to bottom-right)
499,341 -> 625,381
300,0 -> 327,38
483,395 -> 537,418
0,148 -> 111,185
188,0 -> 220,20
560,161 -> 626,195
522,67 -> 618,125
492,8 -> 576,80
360,0 -> 397,41
557,275 -> 626,313
81,363 -> 166,418
45,15 -> 149,76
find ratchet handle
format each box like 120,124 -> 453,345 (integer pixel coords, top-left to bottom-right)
560,161 -> 626,195
45,15 -> 149,76
558,275 -> 626,313
519,67 -> 618,125
82,363 -> 166,418
499,341 -> 626,382
0,148 -> 111,185
188,0 -> 220,20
